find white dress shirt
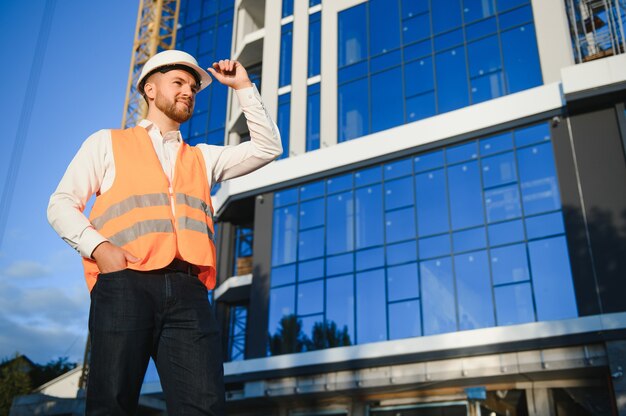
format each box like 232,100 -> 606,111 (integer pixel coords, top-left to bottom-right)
48,85 -> 282,258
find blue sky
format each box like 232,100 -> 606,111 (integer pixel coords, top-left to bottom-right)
0,1 -> 137,364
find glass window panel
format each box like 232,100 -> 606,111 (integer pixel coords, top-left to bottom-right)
485,184 -> 522,223
526,211 -> 565,240
299,198 -> 325,230
338,60 -> 368,84
327,174 -> 353,194
447,141 -> 478,164
272,205 -> 298,265
499,5 -> 533,30
186,0 -> 202,23
389,300 -> 422,339
198,27 -> 216,54
370,50 -> 402,73
386,240 -> 418,265
183,35 -> 199,54
355,166 -> 382,187
327,253 -> 354,276
356,269 -> 388,343
404,39 -> 432,61
419,234 -> 451,259
415,168 -> 449,236
268,285 -> 295,335
385,177 -> 414,210
206,129 -> 225,146
277,93 -> 291,158
370,0 -> 401,55
402,13 -> 431,44
385,158 -> 413,180
405,57 -> 435,97
468,35 -> 501,77
495,282 -> 535,325
298,259 -> 324,282
306,84 -> 320,152
488,219 -> 525,246
371,67 -> 404,133
308,12 -> 321,77
190,114 -> 207,137
282,0 -> 294,17
203,0 -> 217,16
529,236 -> 577,321
326,275 -> 355,345
491,243 -> 529,285
338,4 -> 368,67
436,47 -> 470,113
309,0 -> 321,6
297,280 -> 324,315
434,29 -> 464,51
402,0 -> 429,19
501,24 -> 542,93
517,143 -> 561,215
414,150 -> 445,172
339,78 -> 369,142
327,191 -> 355,255
463,0 -> 496,23
482,152 -> 517,188
421,257 -> 457,335
275,188 -> 298,207
466,16 -> 498,41
216,20 -> 232,60
279,23 -> 293,87
406,92 -> 437,122
432,0 -> 462,33
272,264 -> 296,287
455,251 -> 495,330
453,227 -> 487,252
300,314 -> 324,351
194,92 -> 210,115
355,185 -> 384,248
300,181 -> 325,200
387,262 -> 420,301
480,131 -> 514,156
448,161 -> 485,230
298,227 -> 324,261
515,123 -> 550,147
497,0 -> 528,12
386,207 -> 417,243
356,247 -> 385,271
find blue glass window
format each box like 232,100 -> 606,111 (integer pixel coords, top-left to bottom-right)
355,185 -> 384,248
485,185 -> 522,223
495,283 -> 535,325
455,251 -> 495,330
402,0 -> 429,18
327,174 -> 353,194
279,23 -> 293,87
403,13 -> 431,45
500,24 -> 542,93
526,212 -> 565,239
356,269 -> 387,343
432,0 -> 462,34
482,152 -> 517,188
327,253 -> 353,276
386,240 -> 418,265
297,280 -> 324,315
389,300 -> 422,339
415,169 -> 449,236
299,198 -> 324,230
268,285 -> 295,335
490,243 -> 529,285
448,161 -> 485,229
371,67 -> 404,133
308,12 -> 321,77
370,0 -> 401,55
282,0 -> 294,17
272,264 -> 296,287
405,58 -> 434,97
387,262 -> 419,302
406,92 -> 437,122
488,219 -> 525,246
338,4 -> 367,67
298,227 -> 324,260
356,246 -> 385,271
453,227 -> 487,252
385,177 -> 414,210
327,275 -> 355,344
517,143 -> 561,215
421,258 -> 457,335
298,259 -> 324,282
436,47 -> 470,113
339,78 -> 369,142
306,83 -> 320,151
386,207 -> 417,243
326,191 -> 354,255
300,181 -> 325,200
272,205 -> 298,266
419,234 -> 451,259
464,0 -> 496,23
277,93 -> 291,159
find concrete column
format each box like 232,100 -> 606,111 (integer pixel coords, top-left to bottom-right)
530,0 -> 576,83
289,0 -> 309,156
261,0 -> 282,120
526,387 -> 555,416
607,340 -> 626,415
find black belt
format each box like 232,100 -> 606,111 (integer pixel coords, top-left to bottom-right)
160,258 -> 201,276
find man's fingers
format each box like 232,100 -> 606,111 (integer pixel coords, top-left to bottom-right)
124,251 -> 141,263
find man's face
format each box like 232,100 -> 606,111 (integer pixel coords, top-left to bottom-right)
148,69 -> 199,123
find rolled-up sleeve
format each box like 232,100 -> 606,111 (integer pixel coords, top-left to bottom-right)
201,85 -> 282,184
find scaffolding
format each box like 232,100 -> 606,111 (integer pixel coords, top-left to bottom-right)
566,0 -> 626,62
121,0 -> 181,129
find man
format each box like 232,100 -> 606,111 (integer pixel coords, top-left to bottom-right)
47,50 -> 282,415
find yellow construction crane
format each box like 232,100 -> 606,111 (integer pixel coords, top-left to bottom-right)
121,0 -> 182,129
79,0 -> 181,392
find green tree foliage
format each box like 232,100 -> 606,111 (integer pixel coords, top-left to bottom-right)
268,316 -> 352,355
0,355 -> 32,416
30,357 -> 77,388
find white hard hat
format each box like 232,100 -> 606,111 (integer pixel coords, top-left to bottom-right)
137,50 -> 212,93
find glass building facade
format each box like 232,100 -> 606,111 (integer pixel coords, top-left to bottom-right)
338,0 -> 543,142
268,122 -> 578,355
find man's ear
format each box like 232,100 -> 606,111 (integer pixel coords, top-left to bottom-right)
143,81 -> 156,100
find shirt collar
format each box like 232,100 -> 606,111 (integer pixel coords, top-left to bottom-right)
138,119 -> 183,143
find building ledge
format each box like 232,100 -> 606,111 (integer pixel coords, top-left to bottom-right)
561,53 -> 626,98
214,273 -> 252,303
233,28 -> 264,67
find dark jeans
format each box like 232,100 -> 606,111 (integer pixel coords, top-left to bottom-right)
86,269 -> 225,415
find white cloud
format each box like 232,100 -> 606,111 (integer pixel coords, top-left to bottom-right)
2,260 -> 51,277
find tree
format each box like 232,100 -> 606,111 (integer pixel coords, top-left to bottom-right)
29,356 -> 76,388
0,354 -> 32,416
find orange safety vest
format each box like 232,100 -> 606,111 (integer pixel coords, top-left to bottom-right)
82,126 -> 217,292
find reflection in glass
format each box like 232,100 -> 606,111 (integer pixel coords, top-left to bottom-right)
421,257 -> 457,335
299,198 -> 324,230
355,185 -> 384,248
386,207 -> 417,243
389,300 -> 422,339
327,274 -> 355,342
415,169 -> 449,236
371,67 -> 404,133
436,47 -> 469,112
387,240 -> 418,265
448,162 -> 484,230
298,227 -> 324,260
495,282 -> 535,325
356,269 -> 387,343
517,143 -> 561,215
327,191 -> 355,255
490,243 -> 529,285
338,3 -> 367,67
455,251 -> 495,330
488,219 -> 525,246
387,262 -> 420,302
339,78 -> 369,142
369,0 -> 401,55
356,247 -> 385,271
272,205 -> 298,266
526,211 -> 565,239
297,280 -> 324,316
485,184 -> 522,223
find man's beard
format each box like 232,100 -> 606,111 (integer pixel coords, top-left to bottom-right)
155,92 -> 193,123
